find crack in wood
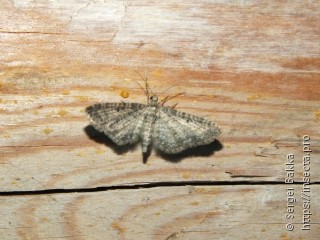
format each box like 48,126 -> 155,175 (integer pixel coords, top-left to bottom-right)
1,181 -> 318,196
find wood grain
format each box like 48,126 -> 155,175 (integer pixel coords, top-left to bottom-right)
0,0 -> 319,239
1,185 -> 319,240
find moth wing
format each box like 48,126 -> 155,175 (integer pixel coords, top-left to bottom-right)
153,107 -> 221,154
86,103 -> 147,145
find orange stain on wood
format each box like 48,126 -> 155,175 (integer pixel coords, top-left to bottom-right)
3,133 -> 11,138
43,128 -> 53,135
62,90 -> 70,95
95,148 -> 105,155
76,151 -> 87,157
280,234 -> 290,240
182,172 -> 191,179
58,108 -> 68,116
120,90 -> 129,98
41,217 -> 50,223
152,69 -> 164,78
190,201 -> 199,206
75,96 -> 89,102
111,222 -> 126,234
247,94 -> 262,101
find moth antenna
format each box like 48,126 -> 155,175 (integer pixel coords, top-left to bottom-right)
158,85 -> 177,97
134,70 -> 155,103
143,70 -> 155,96
131,78 -> 147,95
170,103 -> 179,109
160,92 -> 185,105
160,96 -> 170,106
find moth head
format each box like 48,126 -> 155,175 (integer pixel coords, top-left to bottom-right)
150,95 -> 158,106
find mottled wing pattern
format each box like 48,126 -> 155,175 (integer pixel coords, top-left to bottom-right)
86,103 -> 147,145
153,106 -> 221,154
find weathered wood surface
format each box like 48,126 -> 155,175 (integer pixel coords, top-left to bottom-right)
0,0 -> 319,239
0,0 -> 319,190
1,186 -> 319,240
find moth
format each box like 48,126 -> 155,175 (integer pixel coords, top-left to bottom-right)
86,76 -> 221,154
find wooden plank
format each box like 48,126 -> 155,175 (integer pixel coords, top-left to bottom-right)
0,1 -> 319,239
0,1 -> 319,191
1,185 -> 319,240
